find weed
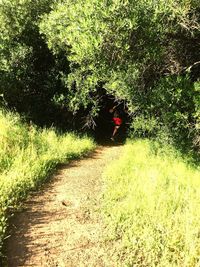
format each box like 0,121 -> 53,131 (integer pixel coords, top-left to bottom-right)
103,139 -> 200,267
0,109 -> 95,255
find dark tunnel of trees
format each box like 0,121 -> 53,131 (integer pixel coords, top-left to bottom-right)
0,0 -> 199,149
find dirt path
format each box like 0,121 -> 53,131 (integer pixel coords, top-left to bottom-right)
4,146 -> 121,267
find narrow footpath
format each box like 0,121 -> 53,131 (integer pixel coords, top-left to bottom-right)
4,146 -> 121,267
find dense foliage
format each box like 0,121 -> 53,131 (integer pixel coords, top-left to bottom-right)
40,0 -> 200,147
0,0 -> 199,146
103,139 -> 200,266
0,108 -> 95,256
0,0 -> 72,126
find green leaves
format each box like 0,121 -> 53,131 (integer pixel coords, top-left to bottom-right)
0,0 -> 70,125
0,0 -> 199,145
38,0 -> 200,146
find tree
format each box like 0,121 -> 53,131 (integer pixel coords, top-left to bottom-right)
40,0 -> 200,146
0,0 -> 71,126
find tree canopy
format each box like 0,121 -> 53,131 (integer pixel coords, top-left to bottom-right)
0,0 -> 200,147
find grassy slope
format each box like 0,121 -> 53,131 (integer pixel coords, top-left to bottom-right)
0,109 -> 95,254
103,139 -> 200,267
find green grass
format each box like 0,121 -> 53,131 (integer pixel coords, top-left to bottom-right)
0,109 -> 95,254
103,139 -> 200,267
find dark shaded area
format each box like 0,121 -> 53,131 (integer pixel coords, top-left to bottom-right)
92,95 -> 129,145
37,91 -> 130,145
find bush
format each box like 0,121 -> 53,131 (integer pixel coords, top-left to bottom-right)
130,76 -> 199,149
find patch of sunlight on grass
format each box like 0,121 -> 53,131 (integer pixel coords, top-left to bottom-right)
103,139 -> 200,267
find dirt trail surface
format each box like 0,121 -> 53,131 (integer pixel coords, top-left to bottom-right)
4,146 -> 121,267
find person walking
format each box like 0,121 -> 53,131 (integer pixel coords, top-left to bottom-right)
109,105 -> 123,141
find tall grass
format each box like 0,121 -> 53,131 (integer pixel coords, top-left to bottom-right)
0,109 -> 95,254
103,139 -> 200,267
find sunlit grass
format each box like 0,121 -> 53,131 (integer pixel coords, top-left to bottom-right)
103,139 -> 200,267
0,109 -> 95,254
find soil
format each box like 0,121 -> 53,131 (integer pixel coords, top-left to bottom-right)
3,145 -> 122,267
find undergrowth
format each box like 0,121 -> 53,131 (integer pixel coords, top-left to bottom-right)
0,109 -> 95,255
103,139 -> 200,267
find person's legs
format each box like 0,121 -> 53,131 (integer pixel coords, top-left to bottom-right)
111,125 -> 120,140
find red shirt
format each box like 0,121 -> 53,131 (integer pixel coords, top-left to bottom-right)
113,117 -> 122,126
